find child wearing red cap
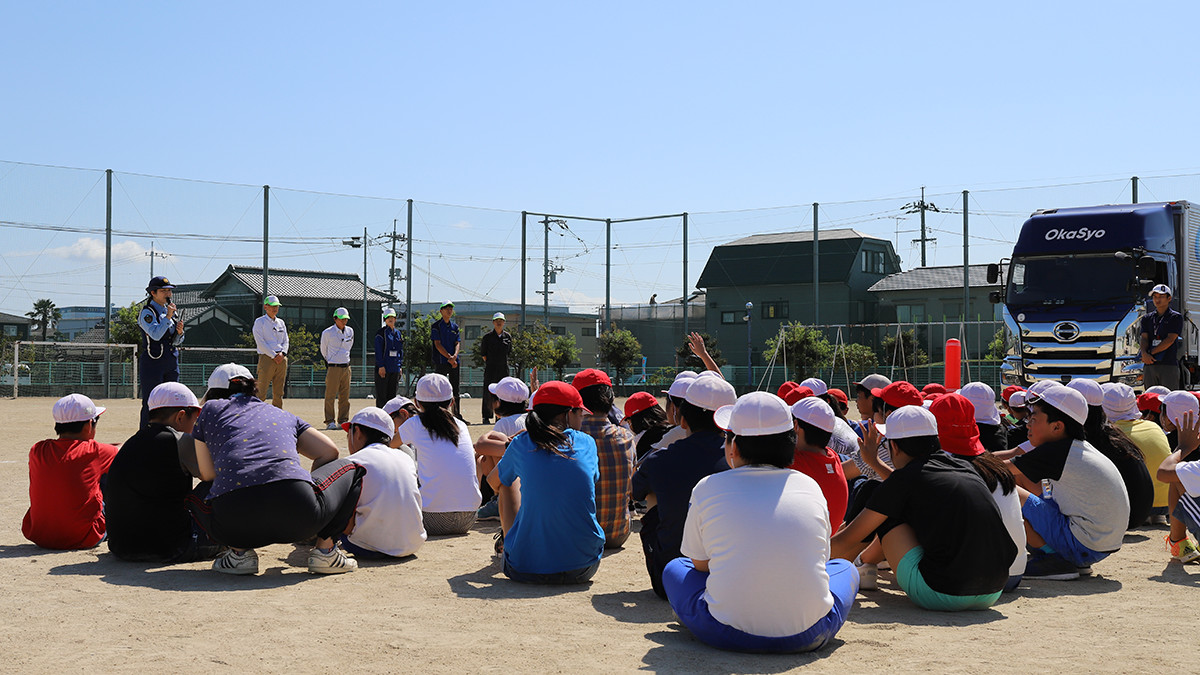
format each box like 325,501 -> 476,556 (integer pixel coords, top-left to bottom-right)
573,369 -> 636,549
22,394 -> 119,550
623,392 -> 672,461
496,381 -> 604,584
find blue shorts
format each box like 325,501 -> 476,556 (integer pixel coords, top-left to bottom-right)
1022,494 -> 1112,567
662,557 -> 857,653
1174,494 -> 1200,540
339,535 -> 400,560
894,547 -> 1001,611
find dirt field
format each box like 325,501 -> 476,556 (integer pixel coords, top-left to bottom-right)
1,395 -> 1195,673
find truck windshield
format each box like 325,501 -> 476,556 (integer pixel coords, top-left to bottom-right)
1007,254 -> 1136,307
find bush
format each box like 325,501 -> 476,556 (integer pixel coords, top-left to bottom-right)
880,329 -> 929,367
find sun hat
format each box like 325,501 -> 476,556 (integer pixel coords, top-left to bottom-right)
929,394 -> 985,457
884,405 -> 939,439
382,396 -> 415,415
341,407 -> 395,440
332,307 -> 350,320
416,373 -> 454,402
531,381 -> 591,414
1001,385 -> 1025,403
571,368 -> 612,390
922,383 -> 948,396
791,397 -> 836,433
1009,391 -> 1028,409
1162,390 -> 1199,428
1101,383 -> 1140,422
1137,391 -> 1162,414
1065,378 -> 1104,407
959,382 -> 1002,425
624,391 -> 659,419
827,388 -> 849,405
874,381 -> 923,409
147,382 -> 200,410
488,376 -> 530,404
714,391 -> 793,437
1029,386 -> 1089,426
207,363 -> 253,389
855,373 -> 891,393
52,394 -> 106,424
799,378 -> 828,397
663,371 -> 698,397
684,376 -> 738,412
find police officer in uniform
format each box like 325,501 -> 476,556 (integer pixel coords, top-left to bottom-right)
137,276 -> 184,427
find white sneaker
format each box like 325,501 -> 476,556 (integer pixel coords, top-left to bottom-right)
213,549 -> 259,575
857,562 -> 878,591
308,546 -> 358,574
325,422 -> 341,430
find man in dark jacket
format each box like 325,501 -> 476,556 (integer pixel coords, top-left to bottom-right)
479,312 -> 513,425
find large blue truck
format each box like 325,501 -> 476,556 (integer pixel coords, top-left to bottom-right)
988,201 -> 1200,387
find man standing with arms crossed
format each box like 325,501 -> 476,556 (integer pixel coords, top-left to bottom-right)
1141,284 -> 1183,390
320,307 -> 354,430
252,295 -> 289,408
431,301 -> 463,421
479,312 -> 513,425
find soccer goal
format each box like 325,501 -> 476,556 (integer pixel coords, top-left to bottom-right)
8,341 -> 137,399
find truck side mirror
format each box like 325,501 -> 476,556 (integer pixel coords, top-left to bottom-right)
989,290 -> 1002,304
986,263 -> 1000,284
1136,257 -> 1155,278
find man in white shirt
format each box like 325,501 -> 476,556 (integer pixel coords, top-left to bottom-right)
252,295 -> 289,408
320,307 -> 354,430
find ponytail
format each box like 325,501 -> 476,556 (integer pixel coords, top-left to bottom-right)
417,399 -> 461,443
525,404 -> 574,458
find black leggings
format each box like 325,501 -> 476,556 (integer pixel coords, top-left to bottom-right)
188,459 -> 365,550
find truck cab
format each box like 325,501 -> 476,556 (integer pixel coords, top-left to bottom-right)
989,201 -> 1199,388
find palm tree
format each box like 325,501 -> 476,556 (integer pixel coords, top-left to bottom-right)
26,299 -> 61,341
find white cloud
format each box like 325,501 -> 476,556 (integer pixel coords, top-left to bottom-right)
43,237 -> 148,262
448,220 -> 472,230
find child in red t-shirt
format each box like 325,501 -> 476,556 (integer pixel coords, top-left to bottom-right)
789,397 -> 849,530
22,394 -> 119,549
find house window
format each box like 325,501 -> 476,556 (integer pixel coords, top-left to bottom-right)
721,311 -> 739,324
896,304 -> 925,323
551,326 -> 566,336
862,250 -> 886,274
581,327 -> 591,338
464,325 -> 481,340
3,325 -> 15,337
761,302 -> 788,320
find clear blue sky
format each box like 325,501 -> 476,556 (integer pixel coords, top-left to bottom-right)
3,2 -> 1200,318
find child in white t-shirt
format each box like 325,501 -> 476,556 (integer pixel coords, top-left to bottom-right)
342,407 -> 425,558
474,376 -> 531,521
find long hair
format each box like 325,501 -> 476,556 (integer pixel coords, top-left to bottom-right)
968,452 -> 1017,495
417,398 -> 461,443
627,404 -> 670,435
1084,405 -> 1144,462
525,403 -> 574,458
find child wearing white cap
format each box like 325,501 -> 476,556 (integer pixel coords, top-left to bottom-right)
399,373 -> 482,535
105,382 -> 223,563
959,382 -> 1009,455
1157,391 -> 1200,563
341,407 -> 426,558
473,377 -> 531,521
22,394 -> 119,550
1007,386 -> 1130,579
663,391 -> 857,652
832,405 -> 1016,610
789,397 -> 849,529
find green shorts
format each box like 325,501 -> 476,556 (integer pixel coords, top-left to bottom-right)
895,546 -> 1001,612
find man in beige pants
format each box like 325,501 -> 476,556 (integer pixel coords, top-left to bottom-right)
252,295 -> 289,407
320,307 -> 354,429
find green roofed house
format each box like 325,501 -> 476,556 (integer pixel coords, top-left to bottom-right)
696,229 -> 901,365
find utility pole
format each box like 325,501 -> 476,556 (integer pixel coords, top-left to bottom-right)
902,186 -> 940,267
537,216 -> 565,326
385,219 -> 405,303
147,241 -> 168,277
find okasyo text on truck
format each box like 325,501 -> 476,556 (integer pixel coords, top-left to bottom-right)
988,201 -> 1200,388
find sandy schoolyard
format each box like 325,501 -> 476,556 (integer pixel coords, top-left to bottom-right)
1,395 -> 1195,673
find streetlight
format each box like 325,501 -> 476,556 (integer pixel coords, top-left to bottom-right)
744,301 -> 753,388
342,228 -> 369,385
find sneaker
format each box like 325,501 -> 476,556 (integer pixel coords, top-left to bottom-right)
1024,550 -> 1080,580
212,548 -> 259,575
325,422 -> 340,430
1076,565 -> 1093,577
856,561 -> 878,591
1166,535 -> 1200,563
493,531 -> 504,556
307,546 -> 358,574
477,497 -> 500,521
1149,514 -> 1170,526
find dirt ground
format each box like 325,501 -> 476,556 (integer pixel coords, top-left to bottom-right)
1,394 -> 1195,673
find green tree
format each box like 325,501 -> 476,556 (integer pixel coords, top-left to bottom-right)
675,332 -> 728,369
550,332 -> 581,379
404,311 -> 439,375
985,328 -> 1007,360
833,342 -> 879,373
598,327 -> 642,384
880,329 -> 929,367
764,323 -> 833,381
110,301 -> 144,345
26,298 -> 62,340
510,323 -> 555,375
